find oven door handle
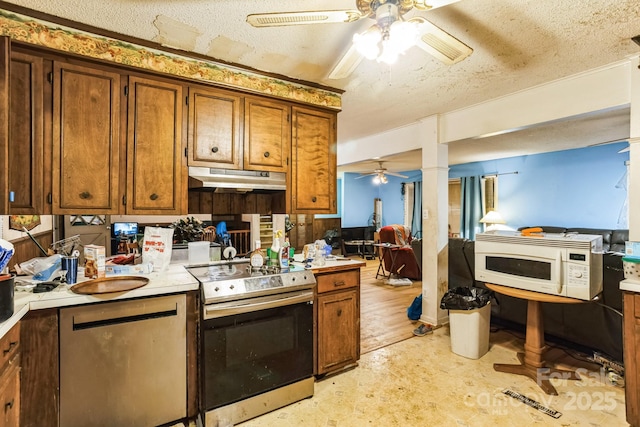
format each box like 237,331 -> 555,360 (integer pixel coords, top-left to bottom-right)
204,290 -> 314,318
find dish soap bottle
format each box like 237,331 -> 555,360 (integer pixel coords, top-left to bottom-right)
270,231 -> 281,266
279,238 -> 290,269
250,240 -> 265,268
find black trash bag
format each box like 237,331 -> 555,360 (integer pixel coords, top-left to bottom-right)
440,287 -> 493,311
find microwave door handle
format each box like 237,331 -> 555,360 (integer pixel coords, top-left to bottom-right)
556,251 -> 563,294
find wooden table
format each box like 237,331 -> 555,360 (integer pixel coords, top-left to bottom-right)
342,240 -> 376,259
485,283 -> 587,395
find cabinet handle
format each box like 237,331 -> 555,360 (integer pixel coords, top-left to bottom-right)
263,151 -> 270,158
3,341 -> 17,355
334,281 -> 346,287
79,191 -> 91,199
4,399 -> 13,412
337,308 -> 343,317
150,193 -> 159,201
312,197 -> 317,203
211,147 -> 219,153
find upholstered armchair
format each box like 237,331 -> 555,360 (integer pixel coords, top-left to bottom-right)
378,225 -> 421,280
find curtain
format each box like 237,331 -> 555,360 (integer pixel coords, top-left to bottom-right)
411,181 -> 422,238
460,176 -> 484,240
404,183 -> 414,230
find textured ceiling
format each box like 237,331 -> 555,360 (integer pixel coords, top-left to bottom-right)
5,0 -> 640,172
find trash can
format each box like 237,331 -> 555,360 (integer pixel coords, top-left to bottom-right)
440,287 -> 493,359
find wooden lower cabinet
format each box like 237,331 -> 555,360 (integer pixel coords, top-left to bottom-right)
314,267 -> 361,376
0,322 -> 21,427
624,291 -> 640,427
20,309 -> 58,427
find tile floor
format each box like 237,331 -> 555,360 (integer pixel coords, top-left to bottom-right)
236,327 -> 628,427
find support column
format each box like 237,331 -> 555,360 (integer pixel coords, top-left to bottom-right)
419,117 -> 450,326
629,57 -> 640,241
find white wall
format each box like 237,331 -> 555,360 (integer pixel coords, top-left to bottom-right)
0,215 -> 54,242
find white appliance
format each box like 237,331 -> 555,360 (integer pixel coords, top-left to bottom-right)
475,230 -> 603,300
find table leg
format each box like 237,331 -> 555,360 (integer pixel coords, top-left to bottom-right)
375,248 -> 388,279
493,300 -> 581,395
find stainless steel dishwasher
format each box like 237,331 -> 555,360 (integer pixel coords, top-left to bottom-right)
59,294 -> 187,427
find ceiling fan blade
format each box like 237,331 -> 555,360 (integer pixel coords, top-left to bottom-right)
327,42 -> 363,80
247,10 -> 362,27
413,0 -> 461,11
355,172 -> 376,179
386,171 -> 409,178
409,17 -> 473,65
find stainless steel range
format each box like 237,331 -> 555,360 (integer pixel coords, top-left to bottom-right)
187,260 -> 316,427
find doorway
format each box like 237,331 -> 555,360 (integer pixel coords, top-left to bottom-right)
63,215 -> 112,258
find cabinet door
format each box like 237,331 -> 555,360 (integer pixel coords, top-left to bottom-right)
52,61 -> 121,213
188,86 -> 242,169
244,97 -> 290,172
8,50 -> 44,214
126,75 -> 186,214
0,37 -> 9,213
317,289 -> 358,375
290,107 -> 336,214
0,363 -> 20,427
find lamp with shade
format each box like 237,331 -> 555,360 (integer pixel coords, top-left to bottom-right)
479,210 -> 506,231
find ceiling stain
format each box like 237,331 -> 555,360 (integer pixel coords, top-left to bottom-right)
152,14 -> 201,52
207,35 -> 253,63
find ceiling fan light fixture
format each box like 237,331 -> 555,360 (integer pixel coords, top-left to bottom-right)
353,27 -> 382,60
354,1 -> 421,65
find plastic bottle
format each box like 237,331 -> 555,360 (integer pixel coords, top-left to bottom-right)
250,240 -> 265,267
270,234 -> 281,266
279,238 -> 290,268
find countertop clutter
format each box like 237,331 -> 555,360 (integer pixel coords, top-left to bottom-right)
0,264 -> 199,340
0,257 -> 366,341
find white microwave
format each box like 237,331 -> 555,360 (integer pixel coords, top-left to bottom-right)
475,231 -> 603,300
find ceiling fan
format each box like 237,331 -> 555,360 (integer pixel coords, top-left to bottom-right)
355,161 -> 409,184
247,0 -> 473,80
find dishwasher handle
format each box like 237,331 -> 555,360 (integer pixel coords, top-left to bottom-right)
67,295 -> 182,331
73,306 -> 178,331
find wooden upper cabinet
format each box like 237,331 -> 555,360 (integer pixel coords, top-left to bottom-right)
244,97 -> 290,172
290,106 -> 337,214
126,75 -> 186,215
188,86 -> 242,169
52,61 -> 121,214
8,50 -> 45,215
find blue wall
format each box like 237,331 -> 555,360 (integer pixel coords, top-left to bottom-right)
449,142 -> 629,230
341,171 -> 421,227
340,142 -> 629,230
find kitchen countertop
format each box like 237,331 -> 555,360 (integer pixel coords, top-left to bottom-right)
0,263 -> 198,339
0,257 -> 368,339
621,279 -> 640,293
292,257 -> 366,274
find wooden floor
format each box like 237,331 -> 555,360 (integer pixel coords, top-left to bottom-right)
357,256 -> 423,354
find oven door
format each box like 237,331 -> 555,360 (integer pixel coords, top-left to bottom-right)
201,290 -> 314,411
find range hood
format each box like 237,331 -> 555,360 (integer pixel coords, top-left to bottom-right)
188,167 -> 286,192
